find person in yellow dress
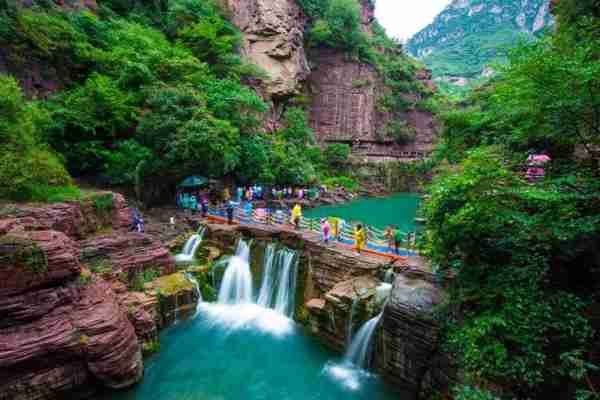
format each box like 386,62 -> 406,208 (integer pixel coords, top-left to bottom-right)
291,204 -> 302,230
354,224 -> 366,254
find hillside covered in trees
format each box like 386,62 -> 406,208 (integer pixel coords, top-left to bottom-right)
407,0 -> 554,93
421,0 -> 600,397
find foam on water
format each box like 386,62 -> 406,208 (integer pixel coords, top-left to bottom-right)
199,302 -> 294,337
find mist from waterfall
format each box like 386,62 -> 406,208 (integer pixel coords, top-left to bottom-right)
176,227 -> 206,263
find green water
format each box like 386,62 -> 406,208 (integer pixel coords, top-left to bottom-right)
305,193 -> 421,231
104,303 -> 401,400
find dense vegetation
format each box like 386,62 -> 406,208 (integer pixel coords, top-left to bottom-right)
0,0 -> 362,203
423,1 -> 600,398
0,0 -> 432,203
407,0 -> 554,92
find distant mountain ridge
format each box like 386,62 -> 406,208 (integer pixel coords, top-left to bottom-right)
406,0 -> 554,87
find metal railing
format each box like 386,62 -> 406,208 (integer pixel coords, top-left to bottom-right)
201,204 -> 417,257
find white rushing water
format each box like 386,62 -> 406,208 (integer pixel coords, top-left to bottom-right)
344,313 -> 382,368
274,249 -> 298,317
175,227 -> 206,263
257,244 -> 276,307
207,241 -> 299,336
185,272 -> 203,316
256,245 -> 298,318
346,298 -> 359,347
217,240 -> 253,304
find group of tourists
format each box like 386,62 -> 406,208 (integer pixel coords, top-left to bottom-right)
288,203 -> 405,256
176,189 -> 210,216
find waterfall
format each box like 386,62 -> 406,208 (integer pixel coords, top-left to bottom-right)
255,245 -> 298,318
346,298 -> 358,347
257,244 -> 276,307
185,272 -> 203,316
217,240 -> 253,304
344,313 -> 382,369
383,268 -> 394,284
273,249 -> 298,317
176,227 -> 206,263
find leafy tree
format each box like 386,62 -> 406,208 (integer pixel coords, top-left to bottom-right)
0,75 -> 72,200
280,107 -> 315,145
323,143 -> 350,169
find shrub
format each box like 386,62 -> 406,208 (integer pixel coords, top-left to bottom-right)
323,143 -> 350,170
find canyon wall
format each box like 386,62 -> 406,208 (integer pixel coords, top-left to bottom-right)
0,193 -> 188,400
227,0 -> 437,160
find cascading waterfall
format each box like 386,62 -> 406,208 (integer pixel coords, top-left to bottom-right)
255,245 -> 298,318
176,227 -> 206,263
217,240 -> 253,304
257,244 -> 276,307
346,297 -> 359,347
344,313 -> 382,369
185,272 -> 203,316
273,249 -> 298,317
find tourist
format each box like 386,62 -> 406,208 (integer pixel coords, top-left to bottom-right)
354,224 -> 366,254
393,226 -> 404,255
526,151 -> 551,183
291,203 -> 302,230
170,216 -> 175,230
321,218 -> 331,244
137,217 -> 145,233
237,186 -> 243,202
223,187 -> 231,202
331,218 -> 339,241
384,226 -> 394,253
226,201 -> 235,225
201,198 -> 209,218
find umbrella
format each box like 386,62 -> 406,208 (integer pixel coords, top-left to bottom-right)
178,175 -> 209,188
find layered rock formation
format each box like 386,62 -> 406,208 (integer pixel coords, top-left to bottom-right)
225,0 -> 309,100
0,229 -> 143,400
0,193 -> 182,400
377,274 -> 455,396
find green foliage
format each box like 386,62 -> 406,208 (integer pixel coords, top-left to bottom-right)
280,107 -> 315,145
91,193 -> 114,218
130,268 -> 161,292
407,0 -> 553,82
424,9 -> 600,396
322,176 -> 358,191
323,143 -> 350,170
384,120 -> 416,145
142,340 -> 161,356
0,74 -> 73,201
0,235 -> 48,273
298,0 -> 373,62
89,258 -> 113,277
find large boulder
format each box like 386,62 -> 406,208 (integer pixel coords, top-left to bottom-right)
79,232 -> 175,278
226,0 -> 309,99
377,274 -> 455,396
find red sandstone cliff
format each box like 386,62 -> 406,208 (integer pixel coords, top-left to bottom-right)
226,0 -> 437,159
0,193 -> 176,400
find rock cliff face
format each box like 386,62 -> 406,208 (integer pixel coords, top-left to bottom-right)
0,193 -> 180,400
226,0 -> 437,159
376,275 -> 455,395
0,229 -> 143,400
225,0 -> 309,100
